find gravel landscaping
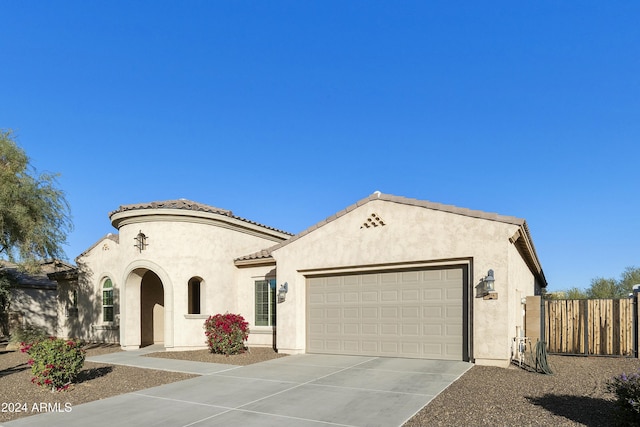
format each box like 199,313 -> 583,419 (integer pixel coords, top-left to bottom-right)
2,339 -> 640,426
405,355 -> 640,427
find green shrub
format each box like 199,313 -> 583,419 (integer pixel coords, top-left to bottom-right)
21,337 -> 86,391
606,370 -> 640,424
204,313 -> 249,355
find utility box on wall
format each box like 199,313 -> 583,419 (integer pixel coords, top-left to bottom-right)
525,295 -> 542,345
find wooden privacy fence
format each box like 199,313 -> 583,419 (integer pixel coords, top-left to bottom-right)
544,299 -> 634,356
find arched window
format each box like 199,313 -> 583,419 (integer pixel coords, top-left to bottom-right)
188,278 -> 201,314
103,279 -> 114,322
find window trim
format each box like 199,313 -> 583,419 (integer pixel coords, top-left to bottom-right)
188,278 -> 202,315
102,278 -> 114,323
255,279 -> 276,327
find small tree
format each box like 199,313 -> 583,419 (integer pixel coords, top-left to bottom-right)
0,129 -> 73,328
620,266 -> 640,296
565,287 -> 587,299
586,277 -> 621,299
0,129 -> 72,265
0,270 -> 11,335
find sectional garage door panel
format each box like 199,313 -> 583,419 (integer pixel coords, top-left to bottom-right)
307,268 -> 464,360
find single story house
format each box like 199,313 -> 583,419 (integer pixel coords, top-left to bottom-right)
50,192 -> 547,367
1,260 -> 73,337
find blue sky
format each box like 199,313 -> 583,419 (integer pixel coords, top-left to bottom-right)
1,1 -> 638,292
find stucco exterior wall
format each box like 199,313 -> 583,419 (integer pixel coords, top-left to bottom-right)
271,199 -> 529,366
235,264 -> 278,348
67,236 -> 121,342
121,220 -> 282,349
9,286 -> 57,336
63,195 -> 544,366
75,209 -> 287,350
507,242 -> 537,346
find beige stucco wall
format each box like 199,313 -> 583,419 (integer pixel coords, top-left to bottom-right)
271,199 -> 535,366
9,286 -> 57,336
69,198 -> 542,366
76,209 -> 288,350
506,242 -> 537,355
61,236 -> 120,342
235,264 -> 278,348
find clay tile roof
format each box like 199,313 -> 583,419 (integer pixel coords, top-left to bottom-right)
0,259 -> 76,289
246,191 -> 524,259
109,199 -> 293,236
109,199 -> 232,217
235,248 -> 273,262
76,233 -> 119,260
234,192 -> 546,286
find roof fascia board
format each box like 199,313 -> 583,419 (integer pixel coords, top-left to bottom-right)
510,223 -> 547,287
110,209 -> 290,242
234,257 -> 277,268
269,193 -> 527,256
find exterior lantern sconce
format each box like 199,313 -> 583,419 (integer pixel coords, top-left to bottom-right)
482,269 -> 498,300
278,282 -> 288,303
134,231 -> 148,252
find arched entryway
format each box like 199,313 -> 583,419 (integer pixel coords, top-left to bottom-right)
140,270 -> 164,346
122,262 -> 174,350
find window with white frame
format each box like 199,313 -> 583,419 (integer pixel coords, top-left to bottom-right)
103,279 -> 114,322
255,279 -> 276,326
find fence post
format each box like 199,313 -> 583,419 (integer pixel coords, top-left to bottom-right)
583,299 -> 589,356
526,295 -> 542,345
540,296 -> 545,344
633,291 -> 638,358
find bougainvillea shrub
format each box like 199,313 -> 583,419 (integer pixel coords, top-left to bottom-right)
21,337 -> 86,391
204,313 -> 249,355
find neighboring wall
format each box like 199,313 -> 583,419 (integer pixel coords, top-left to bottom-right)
9,285 -> 57,336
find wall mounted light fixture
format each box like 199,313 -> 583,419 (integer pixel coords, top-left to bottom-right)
483,269 -> 495,292
134,230 -> 148,252
278,282 -> 288,303
482,269 -> 497,300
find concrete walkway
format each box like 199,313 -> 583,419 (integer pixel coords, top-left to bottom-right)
83,344 -> 239,375
3,349 -> 472,427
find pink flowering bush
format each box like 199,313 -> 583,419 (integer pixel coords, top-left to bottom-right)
20,337 -> 86,391
204,313 -> 249,355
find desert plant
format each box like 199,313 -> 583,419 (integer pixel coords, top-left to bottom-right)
204,313 -> 249,355
606,370 -> 640,424
21,337 -> 86,391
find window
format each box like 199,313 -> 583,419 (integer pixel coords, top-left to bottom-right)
67,289 -> 78,317
255,279 -> 276,326
188,278 -> 201,314
103,279 -> 114,322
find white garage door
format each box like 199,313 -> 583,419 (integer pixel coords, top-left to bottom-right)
306,267 -> 464,360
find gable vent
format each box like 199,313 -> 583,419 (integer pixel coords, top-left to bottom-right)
361,213 -> 385,229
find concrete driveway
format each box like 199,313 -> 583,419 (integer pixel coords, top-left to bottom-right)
4,353 -> 471,427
